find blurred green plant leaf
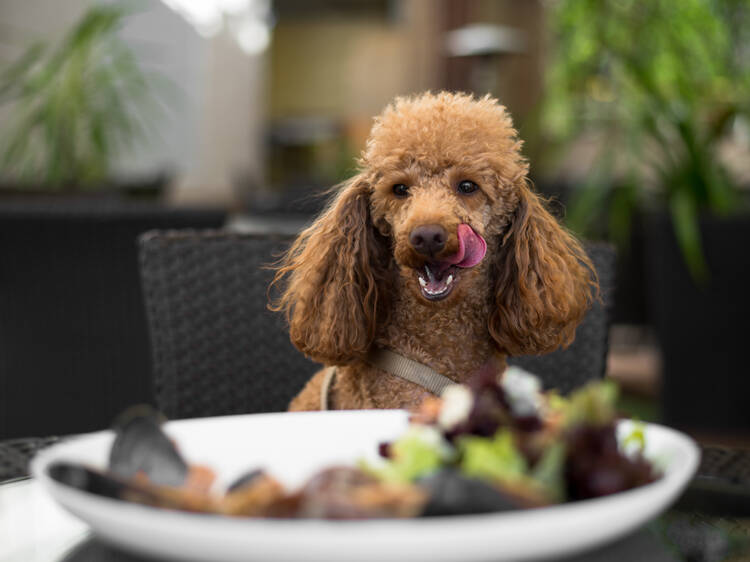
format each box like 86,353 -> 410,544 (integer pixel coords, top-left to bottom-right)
0,3 -> 164,190
670,188 -> 708,281
540,0 -> 750,280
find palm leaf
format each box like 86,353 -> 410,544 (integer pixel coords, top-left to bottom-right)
0,2 -> 157,189
669,188 -> 708,282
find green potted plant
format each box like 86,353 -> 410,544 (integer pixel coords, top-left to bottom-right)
539,0 -> 750,431
0,3 -> 165,196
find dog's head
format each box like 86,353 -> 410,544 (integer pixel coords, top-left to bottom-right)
272,92 -> 597,364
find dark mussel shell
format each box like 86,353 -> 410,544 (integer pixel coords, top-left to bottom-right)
48,461 -> 161,504
48,461 -> 214,512
226,469 -> 265,493
419,469 -> 521,516
109,406 -> 188,488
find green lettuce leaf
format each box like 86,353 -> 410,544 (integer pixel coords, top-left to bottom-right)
458,430 -> 527,483
363,426 -> 452,483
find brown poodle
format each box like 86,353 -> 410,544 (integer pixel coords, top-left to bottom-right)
272,91 -> 597,411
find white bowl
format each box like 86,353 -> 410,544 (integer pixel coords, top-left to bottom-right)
32,410 -> 699,562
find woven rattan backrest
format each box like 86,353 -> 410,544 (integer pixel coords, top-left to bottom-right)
140,232 -> 614,418
139,230 -> 319,419
508,242 -> 616,393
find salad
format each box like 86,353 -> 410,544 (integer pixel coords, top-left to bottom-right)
48,367 -> 658,519
365,366 -> 656,514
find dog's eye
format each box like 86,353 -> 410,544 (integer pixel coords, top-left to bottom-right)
457,180 -> 479,195
392,183 -> 409,197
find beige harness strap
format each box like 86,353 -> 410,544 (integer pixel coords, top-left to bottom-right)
319,366 -> 337,411
367,348 -> 456,396
319,349 -> 456,409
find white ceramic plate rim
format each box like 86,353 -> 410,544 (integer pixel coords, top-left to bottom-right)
31,410 -> 699,562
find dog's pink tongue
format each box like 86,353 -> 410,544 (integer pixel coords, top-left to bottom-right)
445,224 -> 487,268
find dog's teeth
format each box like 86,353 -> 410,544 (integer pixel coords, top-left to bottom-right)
419,268 -> 455,297
424,285 -> 447,296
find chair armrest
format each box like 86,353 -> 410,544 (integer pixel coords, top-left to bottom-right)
0,436 -> 61,483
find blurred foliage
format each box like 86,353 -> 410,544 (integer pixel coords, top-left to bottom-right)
541,0 -> 750,279
0,4 -> 159,190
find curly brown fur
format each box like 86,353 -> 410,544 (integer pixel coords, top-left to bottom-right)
272,92 -> 597,411
272,176 -> 392,365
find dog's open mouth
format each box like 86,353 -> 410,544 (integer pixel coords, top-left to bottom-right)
413,224 -> 487,302
417,263 -> 459,301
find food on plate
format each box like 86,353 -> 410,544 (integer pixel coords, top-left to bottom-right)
48,368 -> 659,519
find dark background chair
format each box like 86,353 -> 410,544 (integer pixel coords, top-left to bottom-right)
138,230 -> 319,420
509,242 -> 616,394
0,201 -> 226,439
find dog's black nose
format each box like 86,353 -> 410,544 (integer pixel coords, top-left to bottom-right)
410,224 -> 446,256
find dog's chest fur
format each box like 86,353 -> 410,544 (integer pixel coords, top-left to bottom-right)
332,261 -> 501,410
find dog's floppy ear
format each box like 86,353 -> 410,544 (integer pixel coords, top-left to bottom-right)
488,186 -> 597,356
271,175 -> 390,365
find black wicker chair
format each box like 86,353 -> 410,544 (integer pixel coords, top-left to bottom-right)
508,242 -> 616,394
138,230 -> 320,420
0,436 -> 60,482
140,231 -> 614,420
